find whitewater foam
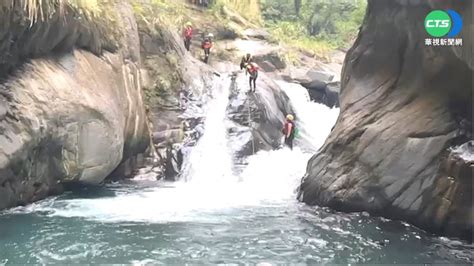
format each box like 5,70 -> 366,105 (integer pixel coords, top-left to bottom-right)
277,81 -> 339,152
11,79 -> 339,224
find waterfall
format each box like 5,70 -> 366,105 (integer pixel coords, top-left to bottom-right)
277,81 -> 340,152
3,78 -> 471,266
180,77 -> 235,183
13,76 -> 340,223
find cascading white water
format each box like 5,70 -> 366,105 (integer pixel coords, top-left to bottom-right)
235,81 -> 340,202
277,81 -> 340,152
15,77 -> 339,222
4,77 -> 470,265
180,77 -> 235,184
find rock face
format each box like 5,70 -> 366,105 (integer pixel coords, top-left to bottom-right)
299,80 -> 339,109
136,11 -> 218,181
0,1 -> 150,210
236,40 -> 342,108
227,71 -> 294,159
299,0 -> 473,240
279,65 -> 341,108
136,7 -> 295,179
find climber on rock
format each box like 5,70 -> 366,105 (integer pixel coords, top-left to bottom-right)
201,33 -> 213,63
240,53 -> 253,71
282,114 -> 296,150
245,62 -> 259,93
182,22 -> 193,52
164,142 -> 180,181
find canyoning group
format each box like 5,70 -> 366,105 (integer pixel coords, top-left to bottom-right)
182,22 -> 215,65
181,21 -> 297,151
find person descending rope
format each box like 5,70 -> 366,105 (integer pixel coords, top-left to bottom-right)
182,22 -> 193,52
282,114 -> 296,150
245,62 -> 259,93
240,53 -> 253,71
201,33 -> 214,63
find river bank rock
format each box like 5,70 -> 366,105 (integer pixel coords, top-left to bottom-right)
298,0 -> 473,241
280,66 -> 340,108
0,1 -> 150,210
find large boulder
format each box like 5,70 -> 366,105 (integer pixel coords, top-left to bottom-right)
299,80 -> 340,108
279,64 -> 340,108
253,51 -> 287,72
299,0 -> 472,240
0,1 -> 150,210
227,71 -> 294,157
242,28 -> 271,40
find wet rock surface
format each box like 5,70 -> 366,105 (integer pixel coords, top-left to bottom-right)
136,15 -> 217,181
226,71 -> 294,160
221,37 -> 343,108
279,70 -> 341,109
137,11 -> 297,181
299,0 -> 473,240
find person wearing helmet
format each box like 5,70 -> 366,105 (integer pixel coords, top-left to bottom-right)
183,22 -> 193,51
282,114 -> 296,150
201,33 -> 213,63
245,62 -> 259,93
240,53 -> 253,71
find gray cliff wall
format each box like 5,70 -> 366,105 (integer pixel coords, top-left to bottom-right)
299,0 -> 472,240
0,1 -> 150,210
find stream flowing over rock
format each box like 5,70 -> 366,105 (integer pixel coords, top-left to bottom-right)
226,71 -> 294,159
138,13 -> 295,180
0,2 -> 150,210
299,0 -> 473,240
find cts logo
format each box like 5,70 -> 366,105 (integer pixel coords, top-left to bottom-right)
424,10 -> 463,37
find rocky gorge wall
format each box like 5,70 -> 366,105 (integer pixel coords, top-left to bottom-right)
0,1 -> 150,210
136,8 -> 295,179
299,0 -> 473,240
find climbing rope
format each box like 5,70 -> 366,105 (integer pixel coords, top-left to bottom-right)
248,98 -> 255,155
244,94 -> 256,155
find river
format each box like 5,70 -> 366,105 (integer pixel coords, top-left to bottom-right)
0,77 -> 472,264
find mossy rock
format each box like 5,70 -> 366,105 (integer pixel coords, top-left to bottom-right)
0,0 -> 123,77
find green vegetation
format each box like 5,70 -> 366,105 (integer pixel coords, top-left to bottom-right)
204,0 -> 366,58
129,0 -> 365,66
132,0 -> 189,29
267,21 -> 334,60
0,0 -> 114,24
131,0 -> 187,107
212,0 -> 262,24
0,0 -> 121,71
261,0 -> 366,52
